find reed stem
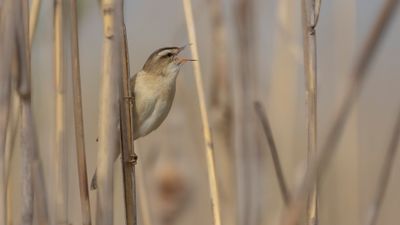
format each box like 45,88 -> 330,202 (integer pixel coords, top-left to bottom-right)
281,1 -> 400,225
182,1 -> 222,225
70,0 -> 92,224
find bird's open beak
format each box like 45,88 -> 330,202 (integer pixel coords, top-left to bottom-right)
177,57 -> 197,65
177,44 -> 196,64
178,44 -> 190,53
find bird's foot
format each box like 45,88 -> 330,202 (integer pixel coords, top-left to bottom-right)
123,95 -> 135,103
128,153 -> 138,166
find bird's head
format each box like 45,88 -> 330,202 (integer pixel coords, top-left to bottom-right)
142,46 -> 195,77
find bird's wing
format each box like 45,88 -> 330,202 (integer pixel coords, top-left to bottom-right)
130,72 -> 158,138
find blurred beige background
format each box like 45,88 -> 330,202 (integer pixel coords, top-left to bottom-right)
7,0 -> 400,225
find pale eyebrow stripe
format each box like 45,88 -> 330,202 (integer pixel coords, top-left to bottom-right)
157,49 -> 174,57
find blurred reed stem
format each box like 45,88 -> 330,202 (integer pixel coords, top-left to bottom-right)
70,0 -> 92,224
29,0 -> 41,45
207,1 -> 235,223
29,0 -> 49,223
281,1 -> 400,225
254,102 -> 290,205
234,0 -> 261,224
182,1 -> 222,225
120,6 -> 137,225
96,0 -> 123,224
17,4 -> 34,223
53,0 -> 68,224
301,0 -> 320,224
6,0 -> 42,185
137,164 -> 152,225
0,0 -> 19,224
365,107 -> 400,225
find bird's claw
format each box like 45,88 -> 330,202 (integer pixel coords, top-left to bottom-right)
128,154 -> 138,166
123,95 -> 135,102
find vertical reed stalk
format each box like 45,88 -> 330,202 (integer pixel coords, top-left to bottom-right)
281,1 -> 400,225
29,0 -> 49,223
207,1 -> 235,223
301,0 -> 320,224
234,0 -> 261,224
70,0 -> 92,224
53,0 -> 68,224
29,0 -> 42,45
365,108 -> 400,225
137,165 -> 152,225
0,0 -> 18,224
254,102 -> 290,205
182,1 -> 221,225
96,0 -> 123,224
17,1 -> 36,225
120,7 -> 137,225
6,0 -> 42,182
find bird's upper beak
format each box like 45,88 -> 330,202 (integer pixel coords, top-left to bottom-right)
176,44 -> 197,65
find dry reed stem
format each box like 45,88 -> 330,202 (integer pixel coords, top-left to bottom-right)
5,0 -> 42,178
32,160 -> 49,225
29,0 -> 41,45
20,103 -> 34,225
53,0 -> 68,223
182,1 -> 222,225
207,2 -> 234,221
280,1 -> 400,225
137,164 -> 152,225
254,102 -> 290,205
96,0 -> 123,224
0,0 -> 17,223
16,1 -> 50,225
70,0 -> 92,224
234,0 -> 261,224
120,14 -> 137,225
301,0 -> 320,224
364,107 -> 400,225
17,1 -> 36,224
313,0 -> 321,27
29,0 -> 49,225
5,87 -> 20,186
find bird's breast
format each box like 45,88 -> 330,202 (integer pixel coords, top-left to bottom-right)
132,75 -> 176,139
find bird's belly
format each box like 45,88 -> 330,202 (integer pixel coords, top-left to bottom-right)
135,97 -> 173,138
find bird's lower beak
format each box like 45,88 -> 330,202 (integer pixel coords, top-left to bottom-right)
176,44 -> 196,64
176,57 -> 197,65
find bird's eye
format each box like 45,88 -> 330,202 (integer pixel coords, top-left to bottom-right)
166,53 -> 173,57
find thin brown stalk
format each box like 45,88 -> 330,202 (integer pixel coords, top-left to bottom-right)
137,164 -> 152,225
96,0 -> 123,224
16,1 -> 37,225
70,0 -> 92,224
0,0 -> 18,224
20,103 -> 34,225
120,8 -> 137,225
280,1 -> 400,225
29,0 -> 42,45
5,0 -> 42,179
301,0 -> 320,224
254,102 -> 290,205
364,108 -> 400,225
18,1 -> 49,225
207,1 -> 235,223
182,1 -> 221,225
53,0 -> 68,223
234,0 -> 261,224
313,0 -> 322,27
5,87 -> 20,186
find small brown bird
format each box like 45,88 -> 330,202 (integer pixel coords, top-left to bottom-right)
91,46 -> 195,189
